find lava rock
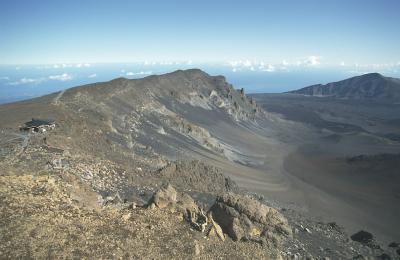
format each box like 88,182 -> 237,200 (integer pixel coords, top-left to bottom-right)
149,184 -> 208,231
150,184 -> 177,209
350,230 -> 374,244
210,192 -> 291,243
149,184 -> 199,216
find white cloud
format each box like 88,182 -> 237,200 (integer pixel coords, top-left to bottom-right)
6,72 -> 72,85
257,62 -> 276,72
228,60 -> 255,68
20,78 -> 37,84
0,76 -> 9,80
229,60 -> 280,72
126,71 -> 152,76
88,73 -> 97,78
226,58 -> 400,72
229,60 -> 240,67
48,73 -> 73,81
264,64 -> 276,72
227,56 -> 325,72
290,56 -> 321,66
243,60 -> 252,67
7,77 -> 45,85
304,56 -> 321,66
15,66 -> 20,70
75,63 -> 90,68
37,64 -> 76,69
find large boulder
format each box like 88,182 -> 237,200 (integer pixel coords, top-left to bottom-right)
207,213 -> 225,241
149,184 -> 207,231
351,230 -> 374,244
150,184 -> 199,214
151,184 -> 178,209
210,192 -> 291,243
350,230 -> 380,249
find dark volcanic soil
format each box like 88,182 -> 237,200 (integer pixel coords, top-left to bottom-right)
252,93 -> 400,244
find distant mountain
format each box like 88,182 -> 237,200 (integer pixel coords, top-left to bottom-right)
287,73 -> 400,102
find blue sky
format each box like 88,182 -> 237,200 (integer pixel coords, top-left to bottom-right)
1,0 -> 399,65
1,0 -> 400,103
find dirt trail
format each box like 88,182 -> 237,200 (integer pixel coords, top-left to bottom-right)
0,132 -> 29,148
52,89 -> 65,105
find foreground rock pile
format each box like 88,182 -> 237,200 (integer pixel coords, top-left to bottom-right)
211,192 -> 292,244
148,184 -> 292,248
0,173 -> 282,259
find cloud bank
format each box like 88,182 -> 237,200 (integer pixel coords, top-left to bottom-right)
48,73 -> 73,81
7,73 -> 73,85
8,77 -> 45,85
126,71 -> 153,76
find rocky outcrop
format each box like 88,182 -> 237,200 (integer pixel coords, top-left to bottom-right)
149,184 -> 208,232
207,213 -> 225,241
157,160 -> 239,193
163,115 -> 224,153
210,192 -> 291,244
150,184 -> 199,214
169,70 -> 261,122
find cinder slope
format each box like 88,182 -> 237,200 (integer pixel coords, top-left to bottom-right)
252,92 -> 400,244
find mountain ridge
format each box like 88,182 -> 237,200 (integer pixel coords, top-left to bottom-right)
0,69 -> 267,168
287,73 -> 400,102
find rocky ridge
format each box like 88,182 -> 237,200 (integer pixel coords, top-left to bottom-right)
288,73 -> 400,102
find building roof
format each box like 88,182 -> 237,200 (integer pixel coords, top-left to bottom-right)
24,118 -> 55,128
